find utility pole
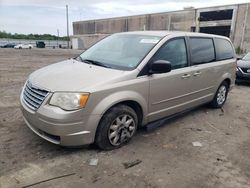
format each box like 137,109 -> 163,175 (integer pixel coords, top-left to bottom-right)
57,29 -> 59,48
66,5 -> 69,49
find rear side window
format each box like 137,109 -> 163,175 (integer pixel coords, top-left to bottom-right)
153,38 -> 188,70
214,38 -> 234,60
190,38 -> 215,65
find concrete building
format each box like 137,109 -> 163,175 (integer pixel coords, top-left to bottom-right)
72,3 -> 250,52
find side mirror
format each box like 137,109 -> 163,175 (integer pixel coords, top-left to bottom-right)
149,60 -> 172,74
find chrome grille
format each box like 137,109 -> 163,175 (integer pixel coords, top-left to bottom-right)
22,81 -> 49,111
240,67 -> 250,74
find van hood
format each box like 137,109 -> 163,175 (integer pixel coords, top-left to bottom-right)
29,59 -> 126,92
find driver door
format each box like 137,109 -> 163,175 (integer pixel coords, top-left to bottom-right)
148,37 -> 195,122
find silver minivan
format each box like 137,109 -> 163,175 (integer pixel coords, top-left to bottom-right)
20,31 -> 236,150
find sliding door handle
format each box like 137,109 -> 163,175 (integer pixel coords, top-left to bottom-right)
193,71 -> 202,76
182,74 -> 191,79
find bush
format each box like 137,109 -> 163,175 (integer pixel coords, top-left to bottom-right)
235,46 -> 245,55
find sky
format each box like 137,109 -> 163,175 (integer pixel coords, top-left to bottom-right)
0,0 -> 250,36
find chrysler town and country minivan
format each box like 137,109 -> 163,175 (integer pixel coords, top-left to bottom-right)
20,31 -> 236,150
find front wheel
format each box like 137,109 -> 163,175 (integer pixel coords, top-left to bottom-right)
95,105 -> 138,150
210,81 -> 229,108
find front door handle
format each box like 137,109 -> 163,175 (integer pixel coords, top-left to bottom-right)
193,71 -> 202,76
182,74 -> 191,79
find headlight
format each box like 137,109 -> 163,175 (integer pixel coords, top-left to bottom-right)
49,92 -> 89,111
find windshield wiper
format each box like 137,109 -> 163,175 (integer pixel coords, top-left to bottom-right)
81,59 -> 111,68
76,56 -> 85,62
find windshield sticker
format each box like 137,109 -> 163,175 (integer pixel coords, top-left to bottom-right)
140,39 -> 159,44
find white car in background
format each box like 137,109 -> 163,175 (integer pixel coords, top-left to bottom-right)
14,44 -> 33,49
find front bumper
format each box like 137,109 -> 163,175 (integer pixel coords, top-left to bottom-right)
236,69 -> 250,82
20,92 -> 101,146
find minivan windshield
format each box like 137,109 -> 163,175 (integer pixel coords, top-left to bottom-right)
79,34 -> 162,70
242,52 -> 250,61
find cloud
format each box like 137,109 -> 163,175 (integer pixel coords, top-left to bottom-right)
0,0 -> 249,35
91,0 -> 249,15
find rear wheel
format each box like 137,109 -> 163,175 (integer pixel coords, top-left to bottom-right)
210,81 -> 229,108
95,105 -> 138,150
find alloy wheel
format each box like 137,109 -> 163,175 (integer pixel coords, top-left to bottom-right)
108,114 -> 136,146
217,85 -> 227,105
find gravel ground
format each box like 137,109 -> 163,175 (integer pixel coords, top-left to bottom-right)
1,48 -> 250,188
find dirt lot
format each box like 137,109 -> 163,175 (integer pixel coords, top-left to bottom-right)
1,48 -> 250,188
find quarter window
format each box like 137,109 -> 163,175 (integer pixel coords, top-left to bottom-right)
190,38 -> 215,65
214,38 -> 234,60
153,38 -> 188,69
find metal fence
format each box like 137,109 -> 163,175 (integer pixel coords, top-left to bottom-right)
0,38 -> 69,48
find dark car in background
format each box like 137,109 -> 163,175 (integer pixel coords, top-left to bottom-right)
36,41 -> 45,48
1,43 -> 16,48
236,52 -> 250,83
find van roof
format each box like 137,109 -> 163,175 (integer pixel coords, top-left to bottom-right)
118,31 -> 230,40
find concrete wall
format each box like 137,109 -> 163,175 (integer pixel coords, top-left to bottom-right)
72,3 -> 250,52
96,18 -> 127,34
71,34 -> 109,50
149,13 -> 169,30
233,4 -> 250,51
127,15 -> 147,31
73,10 -> 195,35
73,21 -> 95,35
147,10 -> 195,31
169,11 -> 196,31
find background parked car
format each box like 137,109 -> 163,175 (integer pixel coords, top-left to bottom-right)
1,43 -> 16,48
36,41 -> 45,48
14,44 -> 33,49
236,52 -> 250,83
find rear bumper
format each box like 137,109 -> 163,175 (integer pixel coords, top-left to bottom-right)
20,93 -> 101,146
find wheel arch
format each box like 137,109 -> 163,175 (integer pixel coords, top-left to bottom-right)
105,100 -> 144,127
93,92 -> 147,149
223,78 -> 231,88
92,91 -> 148,128
219,72 -> 233,90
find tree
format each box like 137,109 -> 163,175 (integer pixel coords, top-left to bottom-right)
0,31 -> 68,41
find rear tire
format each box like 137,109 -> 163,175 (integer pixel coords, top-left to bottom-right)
95,105 -> 138,150
210,81 -> 229,108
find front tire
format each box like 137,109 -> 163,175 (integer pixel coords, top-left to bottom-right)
95,105 -> 138,150
210,81 -> 229,108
